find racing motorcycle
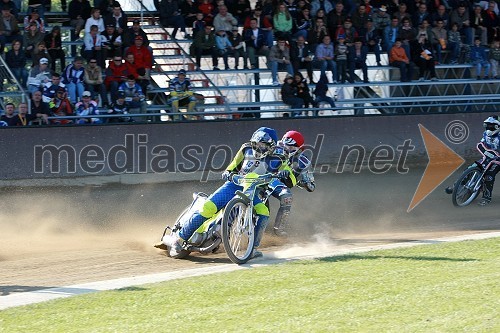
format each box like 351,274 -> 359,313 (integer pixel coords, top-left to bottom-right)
446,142 -> 500,206
156,173 -> 277,264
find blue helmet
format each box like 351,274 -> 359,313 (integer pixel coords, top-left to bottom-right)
250,127 -> 277,159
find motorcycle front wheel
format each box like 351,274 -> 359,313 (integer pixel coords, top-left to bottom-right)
222,197 -> 255,264
452,167 -> 482,207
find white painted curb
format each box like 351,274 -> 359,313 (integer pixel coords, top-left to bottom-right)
1,231 -> 499,310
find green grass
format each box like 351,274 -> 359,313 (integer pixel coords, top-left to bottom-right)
1,238 -> 499,332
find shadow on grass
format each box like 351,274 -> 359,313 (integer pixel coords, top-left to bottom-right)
116,286 -> 147,292
318,254 -> 480,263
0,285 -> 58,296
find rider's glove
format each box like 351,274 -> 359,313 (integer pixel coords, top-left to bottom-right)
222,170 -> 234,181
277,170 -> 290,182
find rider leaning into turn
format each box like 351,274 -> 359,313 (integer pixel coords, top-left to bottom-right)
272,130 -> 316,237
164,127 -> 295,259
478,116 -> 500,206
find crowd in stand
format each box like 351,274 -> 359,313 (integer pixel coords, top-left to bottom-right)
1,0 -> 500,125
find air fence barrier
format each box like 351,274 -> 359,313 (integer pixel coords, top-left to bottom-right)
0,112 -> 490,186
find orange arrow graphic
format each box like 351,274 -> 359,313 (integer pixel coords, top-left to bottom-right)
407,124 -> 465,212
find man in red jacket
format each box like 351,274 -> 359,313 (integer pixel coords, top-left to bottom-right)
104,55 -> 130,104
125,36 -> 152,84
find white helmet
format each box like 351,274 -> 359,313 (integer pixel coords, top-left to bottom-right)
483,116 -> 500,137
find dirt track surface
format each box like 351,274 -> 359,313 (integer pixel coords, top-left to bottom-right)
1,170 -> 499,297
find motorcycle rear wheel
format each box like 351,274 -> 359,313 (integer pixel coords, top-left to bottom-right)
452,167 -> 482,207
222,197 -> 255,264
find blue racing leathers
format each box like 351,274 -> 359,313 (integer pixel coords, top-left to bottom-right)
178,143 -> 293,247
480,131 -> 500,201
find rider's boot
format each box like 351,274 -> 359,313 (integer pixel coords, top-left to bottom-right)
162,234 -> 185,257
273,192 -> 293,237
251,216 -> 270,260
479,175 -> 495,206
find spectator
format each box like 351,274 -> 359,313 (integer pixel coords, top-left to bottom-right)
311,0 -> 333,17
308,17 -> 328,52
83,24 -> 105,68
399,17 -> 417,58
274,3 -> 293,41
101,23 -> 123,59
484,1 -> 499,44
75,91 -> 101,124
313,73 -> 336,114
268,38 -> 294,86
293,72 -> 315,109
180,0 -> 198,28
315,34 -> 338,83
0,0 -> 18,18
192,12 -> 206,36
169,69 -> 197,121
49,86 -> 74,125
228,25 -> 248,69
360,18 -> 382,66
84,7 -> 105,34
348,39 -> 369,83
447,23 -> 463,64
351,4 -> 370,32
0,5 -> 21,53
45,26 -> 66,72
68,0 -> 92,39
30,90 -> 50,116
42,72 -> 66,103
119,75 -> 147,121
294,6 -> 312,40
5,40 -> 28,87
389,39 -> 413,82
24,21 -> 45,59
124,53 -> 149,95
471,5 -> 489,46
430,5 -> 450,28
450,4 -> 473,46
122,19 -> 149,49
157,0 -> 188,39
198,0 -> 215,26
335,35 -> 349,83
84,58 -> 107,107
62,57 -> 86,103
281,74 -> 303,117
104,1 -> 127,35
394,2 -> 412,24
326,2 -> 346,38
291,35 -> 315,83
335,18 -> 358,46
416,19 -> 432,42
233,0 -> 251,25
98,0 -> 117,17
105,55 -> 129,104
106,91 -> 130,123
126,35 -> 153,80
372,5 -> 391,38
410,34 -> 438,81
431,19 -> 447,65
383,17 -> 400,53
243,5 -> 274,50
412,3 -> 430,29
13,102 -> 48,126
214,5 -> 238,35
490,39 -> 500,79
23,8 -> 45,33
27,57 -> 53,94
27,0 -> 45,18
0,102 -> 16,126
193,25 -> 219,70
215,28 -> 234,70
470,37 -> 491,79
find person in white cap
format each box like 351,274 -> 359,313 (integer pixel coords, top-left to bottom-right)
75,90 -> 101,124
27,57 -> 53,94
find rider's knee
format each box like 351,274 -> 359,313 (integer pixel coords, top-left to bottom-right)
279,192 -> 293,207
199,200 -> 217,218
255,202 -> 270,216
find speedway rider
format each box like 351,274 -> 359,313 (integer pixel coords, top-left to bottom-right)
477,116 -> 500,206
163,127 -> 295,259
272,130 -> 316,236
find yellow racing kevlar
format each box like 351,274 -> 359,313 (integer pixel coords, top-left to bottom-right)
199,200 -> 217,218
254,202 -> 270,216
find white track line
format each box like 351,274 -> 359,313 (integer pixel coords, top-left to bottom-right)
1,231 -> 499,310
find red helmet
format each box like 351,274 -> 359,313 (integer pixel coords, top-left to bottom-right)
280,130 -> 305,156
